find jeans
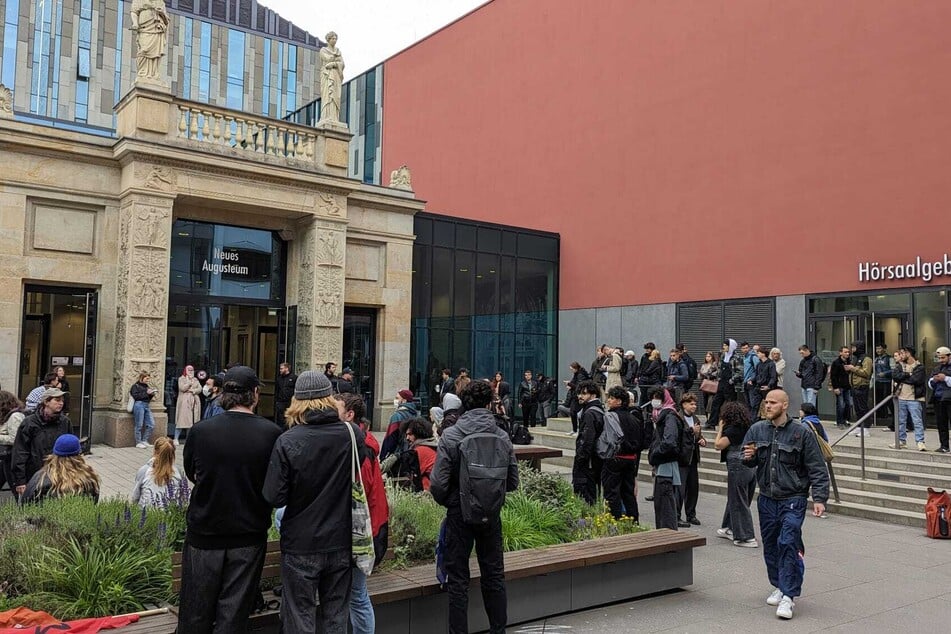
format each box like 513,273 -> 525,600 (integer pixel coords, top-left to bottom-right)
936,400 -> 951,450
677,462 -> 699,521
132,400 -> 155,444
280,549 -> 352,634
758,495 -> 807,599
602,457 -> 638,521
898,400 -> 925,444
349,566 -> 375,634
653,476 -> 678,531
800,388 -> 818,407
721,451 -> 757,541
834,389 -> 853,426
444,509 -> 507,634
852,386 -> 870,427
177,542 -> 266,634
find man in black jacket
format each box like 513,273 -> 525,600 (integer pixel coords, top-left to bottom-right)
11,387 -> 70,497
829,347 -> 852,428
573,380 -> 605,505
928,346 -> 951,453
601,386 -> 645,520
431,380 -> 518,634
274,362 -> 296,428
590,346 -> 608,387
335,368 -> 355,394
622,350 -> 638,387
517,370 -> 539,428
795,345 -> 825,407
750,347 -> 778,416
179,366 -> 283,634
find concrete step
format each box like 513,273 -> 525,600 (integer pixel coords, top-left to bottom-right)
529,427 -> 578,452
546,417 -> 574,434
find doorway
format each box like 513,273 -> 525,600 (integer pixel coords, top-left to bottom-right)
19,286 -> 98,440
343,308 -> 377,422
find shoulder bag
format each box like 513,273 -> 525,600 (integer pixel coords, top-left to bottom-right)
345,423 -> 376,576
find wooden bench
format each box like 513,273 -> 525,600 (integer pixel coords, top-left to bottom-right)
514,445 -> 563,470
158,529 -> 702,633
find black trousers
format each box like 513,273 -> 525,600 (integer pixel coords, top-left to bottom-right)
936,400 -> 951,450
177,542 -> 266,634
280,549 -> 352,634
521,401 -> 538,427
653,476 -> 678,530
572,455 -> 603,505
707,389 -> 736,429
678,462 -> 700,521
444,509 -> 507,634
852,386 -> 871,427
274,401 -> 290,429
569,399 -> 581,432
602,458 -> 638,521
874,383 -> 894,418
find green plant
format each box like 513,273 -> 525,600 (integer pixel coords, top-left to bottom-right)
517,464 -> 585,524
500,492 -> 571,551
384,483 -> 444,569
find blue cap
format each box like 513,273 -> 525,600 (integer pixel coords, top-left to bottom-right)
53,434 -> 82,457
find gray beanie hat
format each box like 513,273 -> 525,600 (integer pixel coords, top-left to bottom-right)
294,370 -> 333,400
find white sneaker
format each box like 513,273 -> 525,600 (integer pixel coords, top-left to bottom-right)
733,538 -> 759,548
135,442 -> 147,449
766,588 -> 783,606
852,428 -> 871,437
776,595 -> 794,619
917,441 -> 927,451
173,439 -> 180,447
716,528 -> 733,540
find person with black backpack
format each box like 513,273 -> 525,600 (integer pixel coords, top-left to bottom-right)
600,386 -> 646,521
646,387 -> 684,530
573,380 -> 606,505
430,380 -> 519,634
677,343 -> 699,392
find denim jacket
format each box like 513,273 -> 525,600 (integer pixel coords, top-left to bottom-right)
742,417 -> 829,503
874,354 -> 893,382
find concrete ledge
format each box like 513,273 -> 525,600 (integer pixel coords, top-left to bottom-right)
94,408 -> 167,448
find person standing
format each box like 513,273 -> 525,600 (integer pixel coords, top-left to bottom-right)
874,344 -> 895,424
699,351 -> 719,417
665,348 -> 690,405
707,339 -> 742,431
636,344 -> 662,406
53,366 -> 71,413
430,380 -> 519,634
741,342 -> 760,412
750,348 -> 778,416
380,389 -> 419,461
25,372 -> 60,413
178,366 -> 282,634
601,386 -> 645,521
263,371 -> 364,633
770,348 -> 786,388
677,343 -> 698,393
274,362 -> 297,428
561,361 -> 590,435
517,370 -> 539,428
437,369 -> 456,402
324,362 -> 339,391
535,373 -> 556,426
130,370 -> 157,448
11,387 -> 71,498
928,346 -> 951,454
622,350 -> 639,388
846,341 -> 873,437
335,368 -> 356,394
202,376 -> 224,420
795,344 -> 825,407
892,346 -> 927,451
646,387 -> 682,531
603,346 -> 623,391
175,365 -> 202,447
714,402 -> 757,547
590,346 -> 608,388
677,394 -> 704,527
742,390 -> 829,620
0,392 -> 25,498
573,380 -> 606,505
453,368 -> 472,394
829,347 -> 853,429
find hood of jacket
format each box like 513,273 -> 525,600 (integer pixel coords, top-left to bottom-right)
441,393 -> 462,411
301,407 -> 343,426
723,339 -> 738,363
852,341 -> 867,358
454,407 -> 502,435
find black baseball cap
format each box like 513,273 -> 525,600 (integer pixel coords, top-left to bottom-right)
223,366 -> 260,393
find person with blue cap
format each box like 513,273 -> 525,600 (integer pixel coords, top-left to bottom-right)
20,434 -> 100,504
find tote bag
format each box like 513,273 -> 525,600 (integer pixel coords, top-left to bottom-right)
700,379 -> 719,394
345,423 -> 376,575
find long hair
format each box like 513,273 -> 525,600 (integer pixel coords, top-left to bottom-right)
284,396 -> 340,427
0,390 -> 23,424
151,437 -> 176,487
43,454 -> 100,497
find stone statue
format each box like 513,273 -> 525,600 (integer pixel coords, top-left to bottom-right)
130,0 -> 169,82
318,32 -> 345,125
0,84 -> 12,118
389,165 -> 412,190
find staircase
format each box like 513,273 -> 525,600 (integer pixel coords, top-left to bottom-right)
532,417 -> 951,527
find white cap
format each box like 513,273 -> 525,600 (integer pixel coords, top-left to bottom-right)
937,346 -> 951,356
624,350 -> 635,357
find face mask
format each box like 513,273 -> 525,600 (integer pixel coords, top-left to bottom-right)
393,398 -> 401,408
202,385 -> 212,397
650,399 -> 662,409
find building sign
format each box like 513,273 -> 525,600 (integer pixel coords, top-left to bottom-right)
201,248 -> 250,277
858,255 -> 951,284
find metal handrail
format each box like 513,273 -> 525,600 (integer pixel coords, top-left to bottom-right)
829,393 -> 899,480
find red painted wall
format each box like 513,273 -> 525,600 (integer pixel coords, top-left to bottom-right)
382,0 -> 951,310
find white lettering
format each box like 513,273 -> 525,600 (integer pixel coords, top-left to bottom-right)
201,260 -> 249,276
870,265 -> 882,281
858,261 -> 870,282
922,261 -> 933,283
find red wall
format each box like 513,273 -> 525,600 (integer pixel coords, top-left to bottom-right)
382,0 -> 951,310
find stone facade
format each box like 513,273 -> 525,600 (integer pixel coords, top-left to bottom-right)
0,82 -> 422,444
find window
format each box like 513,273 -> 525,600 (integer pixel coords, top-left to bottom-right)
226,29 -> 245,110
30,0 -> 55,115
285,44 -> 297,115
198,22 -> 211,103
1,0 -> 18,90
75,0 -> 92,121
262,39 -> 271,115
363,68 -> 377,182
181,18 -> 193,100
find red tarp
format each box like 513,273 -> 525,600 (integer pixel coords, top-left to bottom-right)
0,607 -> 139,633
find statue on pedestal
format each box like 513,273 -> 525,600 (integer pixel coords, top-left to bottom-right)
130,0 -> 169,83
319,32 -> 345,126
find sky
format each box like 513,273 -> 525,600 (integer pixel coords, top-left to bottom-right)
260,0 -> 490,80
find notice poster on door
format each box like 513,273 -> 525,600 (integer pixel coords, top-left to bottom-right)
51,356 -> 69,366
72,356 -> 84,366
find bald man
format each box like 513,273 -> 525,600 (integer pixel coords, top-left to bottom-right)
742,390 -> 829,621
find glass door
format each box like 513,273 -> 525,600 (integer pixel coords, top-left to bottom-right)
79,291 -> 98,444
865,312 -> 909,424
810,316 -> 859,419
343,308 -> 377,422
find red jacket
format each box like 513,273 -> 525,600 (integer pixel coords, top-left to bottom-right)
360,426 -> 389,537
415,444 -> 437,491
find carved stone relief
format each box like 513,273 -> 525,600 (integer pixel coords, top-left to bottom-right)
0,84 -> 12,118
127,318 -> 165,359
315,275 -> 344,327
316,192 -> 343,217
313,326 -> 341,366
389,165 -> 412,190
133,206 -> 170,247
317,231 -> 344,267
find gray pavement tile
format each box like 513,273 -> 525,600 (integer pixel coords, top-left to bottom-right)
819,594 -> 951,634
805,576 -> 948,618
654,600 -> 857,633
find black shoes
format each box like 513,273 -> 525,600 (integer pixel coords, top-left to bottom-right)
936,447 -> 951,454
677,520 -> 691,528
687,517 -> 701,526
645,495 -> 654,502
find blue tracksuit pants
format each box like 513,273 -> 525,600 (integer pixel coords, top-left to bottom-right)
757,495 -> 807,599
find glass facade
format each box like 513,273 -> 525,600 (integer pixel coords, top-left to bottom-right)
181,17 -> 193,100
1,0 -> 17,89
410,214 -> 559,410
30,0 -> 54,115
75,0 -> 92,122
226,29 -> 245,110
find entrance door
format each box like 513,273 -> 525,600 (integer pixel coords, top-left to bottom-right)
865,312 -> 909,422
343,308 -> 377,422
256,326 -> 278,419
19,286 -> 97,438
810,316 -> 859,419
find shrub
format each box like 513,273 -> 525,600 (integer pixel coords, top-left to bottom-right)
500,492 -> 571,550
384,483 -> 444,570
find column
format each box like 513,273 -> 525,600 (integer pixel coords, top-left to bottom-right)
297,217 -> 347,372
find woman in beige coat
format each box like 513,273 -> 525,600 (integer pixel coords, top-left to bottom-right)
175,365 -> 201,446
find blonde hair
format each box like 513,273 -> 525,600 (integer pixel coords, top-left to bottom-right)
42,454 -> 100,497
151,437 -> 176,487
284,396 -> 340,427
649,349 -> 661,361
770,347 -> 782,359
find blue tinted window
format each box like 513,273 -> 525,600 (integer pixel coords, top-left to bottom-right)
30,0 -> 54,115
76,0 -> 92,120
2,1 -> 19,90
262,40 -> 271,115
113,4 -> 123,109
182,18 -> 193,99
284,44 -> 297,115
226,29 -> 245,110
198,22 -> 211,102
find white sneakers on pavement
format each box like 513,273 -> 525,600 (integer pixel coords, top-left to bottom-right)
135,442 -> 147,449
917,441 -> 927,451
733,538 -> 758,548
852,428 -> 871,437
766,588 -> 783,606
776,595 -> 795,619
716,528 -> 733,539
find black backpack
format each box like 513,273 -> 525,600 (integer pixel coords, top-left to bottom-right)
457,432 -> 512,525
684,355 -> 698,390
510,422 -> 533,445
815,357 -> 828,387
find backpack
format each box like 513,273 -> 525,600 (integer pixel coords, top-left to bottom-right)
675,413 -> 696,467
926,488 -> 951,539
457,432 -> 511,525
684,356 -> 698,390
596,410 -> 624,460
510,422 -> 533,445
815,357 -> 828,387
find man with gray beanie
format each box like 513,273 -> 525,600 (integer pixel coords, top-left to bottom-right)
179,366 -> 282,634
264,370 -> 368,633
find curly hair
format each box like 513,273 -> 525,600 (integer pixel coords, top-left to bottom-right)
42,454 -> 100,497
460,380 -> 494,410
0,390 -> 23,424
719,401 -> 752,429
